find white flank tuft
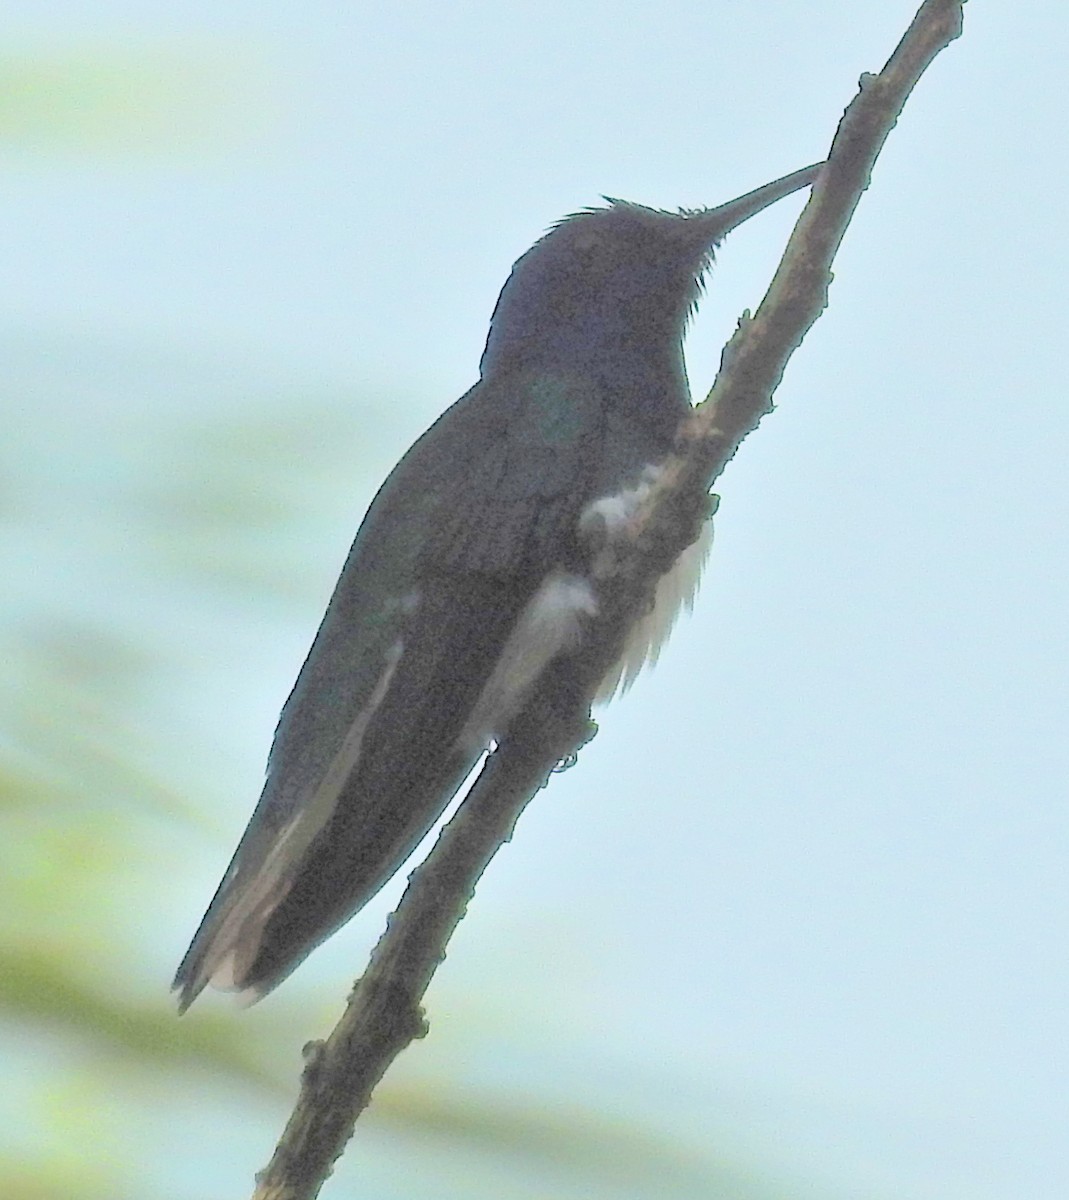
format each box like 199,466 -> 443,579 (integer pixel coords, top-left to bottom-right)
595,519 -> 713,700
579,463 -> 714,700
579,464 -> 663,542
459,572 -> 598,750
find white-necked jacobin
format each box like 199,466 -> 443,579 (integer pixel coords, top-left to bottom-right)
174,162 -> 821,1009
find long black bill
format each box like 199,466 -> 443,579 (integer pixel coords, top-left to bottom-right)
698,162 -> 824,238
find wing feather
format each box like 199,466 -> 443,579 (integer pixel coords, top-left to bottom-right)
174,375 -> 610,1007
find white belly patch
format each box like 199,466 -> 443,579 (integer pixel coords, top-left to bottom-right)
460,464 -> 713,751
593,517 -> 712,698
459,570 -> 600,749
580,466 -> 714,700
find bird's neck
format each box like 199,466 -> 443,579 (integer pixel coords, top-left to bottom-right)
481,317 -> 690,400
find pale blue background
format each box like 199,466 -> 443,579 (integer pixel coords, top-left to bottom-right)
3,3 -> 1067,1198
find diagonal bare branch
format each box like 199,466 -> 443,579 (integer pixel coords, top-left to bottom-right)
250,3 -> 967,1197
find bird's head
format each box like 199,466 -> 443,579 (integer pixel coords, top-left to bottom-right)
480,164 -> 821,377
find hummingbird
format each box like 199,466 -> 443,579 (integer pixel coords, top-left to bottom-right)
174,162 -> 821,1010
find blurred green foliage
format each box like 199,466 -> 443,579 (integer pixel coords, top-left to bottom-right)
0,44 -> 274,156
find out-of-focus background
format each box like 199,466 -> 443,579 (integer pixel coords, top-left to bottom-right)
3,3 -> 1066,1198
